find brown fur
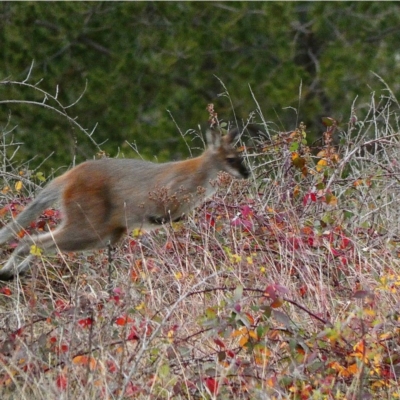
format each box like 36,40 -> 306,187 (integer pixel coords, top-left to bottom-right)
0,129 -> 249,280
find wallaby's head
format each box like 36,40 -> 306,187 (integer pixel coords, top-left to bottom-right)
206,128 -> 249,179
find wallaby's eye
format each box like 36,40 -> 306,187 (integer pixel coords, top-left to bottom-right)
226,157 -> 237,165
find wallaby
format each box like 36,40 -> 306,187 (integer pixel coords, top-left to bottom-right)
0,128 -> 249,280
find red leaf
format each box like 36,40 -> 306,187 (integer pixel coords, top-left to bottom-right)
234,303 -> 241,313
226,350 -> 235,358
106,360 -> 118,373
110,295 -> 121,304
127,326 -> 140,341
206,213 -> 216,227
10,328 -> 24,341
56,374 -> 68,391
78,318 -> 93,328
60,344 -> 69,353
303,192 -> 317,206
240,205 -> 253,219
55,299 -> 70,312
43,209 -> 56,217
125,382 -> 141,397
298,285 -> 307,297
204,377 -> 219,395
264,284 -> 289,301
331,248 -> 342,257
35,220 -> 46,230
0,287 -> 12,296
213,338 -> 225,349
340,235 -> 351,249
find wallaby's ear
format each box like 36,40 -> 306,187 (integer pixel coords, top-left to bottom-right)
225,128 -> 240,144
206,129 -> 222,149
206,127 -> 243,149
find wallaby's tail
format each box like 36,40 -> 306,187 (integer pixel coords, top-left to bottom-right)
0,179 -> 63,245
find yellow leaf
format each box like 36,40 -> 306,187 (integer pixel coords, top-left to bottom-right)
292,152 -> 306,169
231,329 -> 243,338
379,332 -> 392,341
325,193 -> 338,206
231,253 -> 242,263
364,308 -> 376,317
171,221 -> 184,230
167,330 -> 174,338
248,330 -> 258,340
331,154 -> 340,163
132,228 -> 143,237
174,271 -> 183,280
239,335 -> 249,347
316,159 -> 328,172
15,181 -> 23,192
135,302 -> 144,310
30,245 -> 43,256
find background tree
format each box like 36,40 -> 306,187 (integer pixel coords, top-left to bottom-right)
1,1 -> 400,170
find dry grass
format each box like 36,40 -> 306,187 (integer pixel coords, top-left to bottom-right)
1,88 -> 400,399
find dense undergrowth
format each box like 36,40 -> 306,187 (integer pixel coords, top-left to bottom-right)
1,81 -> 400,399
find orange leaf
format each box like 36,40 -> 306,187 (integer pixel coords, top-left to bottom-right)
347,363 -> 359,375
115,316 -> 133,326
271,297 -> 284,308
72,355 -> 98,371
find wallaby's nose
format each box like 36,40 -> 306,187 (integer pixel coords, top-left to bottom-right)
240,164 -> 250,179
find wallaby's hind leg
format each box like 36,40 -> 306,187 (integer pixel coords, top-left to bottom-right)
0,223 -> 126,280
0,231 -> 61,280
0,249 -> 34,280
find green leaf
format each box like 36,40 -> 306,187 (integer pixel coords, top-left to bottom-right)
321,117 -> 336,127
35,171 -> 46,182
289,142 -> 299,151
159,364 -> 170,379
344,210 -> 354,220
233,285 -> 243,302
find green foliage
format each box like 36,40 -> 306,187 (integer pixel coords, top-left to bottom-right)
2,2 -> 400,170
